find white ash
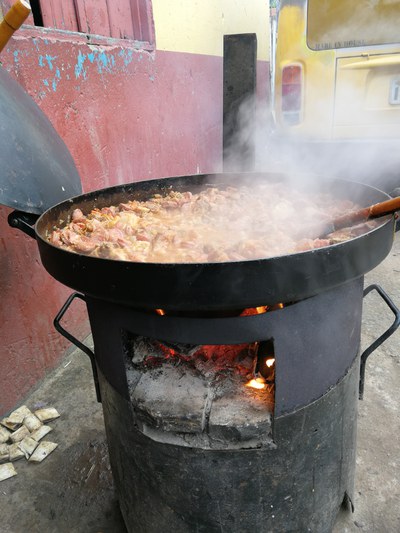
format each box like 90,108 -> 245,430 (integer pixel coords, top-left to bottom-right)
126,337 -> 274,450
130,336 -> 163,364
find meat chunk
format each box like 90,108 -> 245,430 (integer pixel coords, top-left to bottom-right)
48,184 -> 369,263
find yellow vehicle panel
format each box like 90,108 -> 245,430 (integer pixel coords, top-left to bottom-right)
274,3 -> 336,138
274,0 -> 400,140
334,52 -> 400,138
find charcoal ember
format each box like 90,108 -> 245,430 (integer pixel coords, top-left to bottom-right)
141,356 -> 164,368
126,335 -> 275,449
134,342 -> 198,370
161,341 -> 200,358
193,357 -> 219,378
131,337 -> 256,382
239,355 -> 256,371
131,337 -> 162,364
179,344 -> 252,377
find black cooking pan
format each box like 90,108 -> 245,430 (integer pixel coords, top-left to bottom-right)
9,172 -> 395,311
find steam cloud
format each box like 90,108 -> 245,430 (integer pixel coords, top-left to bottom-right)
223,0 -> 400,198
223,91 -> 400,198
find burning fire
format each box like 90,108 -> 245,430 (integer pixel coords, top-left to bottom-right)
245,356 -> 275,390
155,303 -> 284,317
246,377 -> 266,390
240,303 -> 284,316
152,306 -> 279,397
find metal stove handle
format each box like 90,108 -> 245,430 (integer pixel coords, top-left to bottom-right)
54,292 -> 101,403
359,284 -> 400,399
8,210 -> 39,239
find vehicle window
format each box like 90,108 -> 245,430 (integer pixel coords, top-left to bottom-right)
307,0 -> 400,50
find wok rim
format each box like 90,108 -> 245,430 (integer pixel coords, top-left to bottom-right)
32,172 -> 395,310
34,173 -> 394,268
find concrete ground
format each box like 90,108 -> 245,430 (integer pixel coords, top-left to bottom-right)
0,234 -> 399,533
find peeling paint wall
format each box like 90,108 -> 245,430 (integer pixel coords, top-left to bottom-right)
0,2 -> 270,414
3,35 -> 223,191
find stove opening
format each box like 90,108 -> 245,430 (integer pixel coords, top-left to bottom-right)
247,339 -> 276,391
124,334 -> 276,450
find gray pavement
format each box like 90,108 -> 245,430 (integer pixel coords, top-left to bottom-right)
0,234 -> 399,533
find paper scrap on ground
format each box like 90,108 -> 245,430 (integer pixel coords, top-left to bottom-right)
0,404 -> 60,481
29,441 -> 58,463
34,408 -> 60,423
0,463 -> 17,481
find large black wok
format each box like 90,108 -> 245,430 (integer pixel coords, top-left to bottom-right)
10,172 -> 395,311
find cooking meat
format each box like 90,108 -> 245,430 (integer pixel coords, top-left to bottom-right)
47,183 -> 376,263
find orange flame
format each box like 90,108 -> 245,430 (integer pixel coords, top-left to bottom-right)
241,303 -> 284,316
245,377 -> 266,390
266,358 -> 275,368
241,306 -> 269,316
154,304 -> 284,318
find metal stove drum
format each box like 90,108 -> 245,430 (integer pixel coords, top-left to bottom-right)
8,172 -> 400,533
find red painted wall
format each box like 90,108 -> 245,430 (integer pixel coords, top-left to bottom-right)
0,27 -> 269,415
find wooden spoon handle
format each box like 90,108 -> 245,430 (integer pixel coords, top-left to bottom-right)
331,195 -> 400,232
0,0 -> 31,54
328,207 -> 370,233
369,196 -> 400,218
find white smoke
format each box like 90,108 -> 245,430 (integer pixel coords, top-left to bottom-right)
223,0 -> 400,196
223,84 -> 400,196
